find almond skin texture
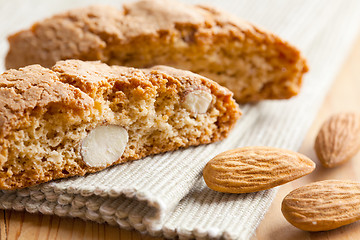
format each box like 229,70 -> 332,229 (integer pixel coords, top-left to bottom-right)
203,146 -> 315,193
315,112 -> 360,168
282,180 -> 360,231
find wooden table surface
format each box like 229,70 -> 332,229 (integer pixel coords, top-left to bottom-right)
1,34 -> 359,240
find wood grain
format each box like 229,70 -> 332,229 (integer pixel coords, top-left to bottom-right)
0,34 -> 359,240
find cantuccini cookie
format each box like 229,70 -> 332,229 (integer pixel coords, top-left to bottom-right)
5,0 -> 308,103
0,60 -> 240,190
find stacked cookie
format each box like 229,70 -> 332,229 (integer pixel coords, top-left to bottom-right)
0,0 -> 307,190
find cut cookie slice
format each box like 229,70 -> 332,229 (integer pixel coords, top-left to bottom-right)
5,0 -> 308,103
0,60 -> 241,190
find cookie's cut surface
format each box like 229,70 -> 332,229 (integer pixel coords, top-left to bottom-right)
5,0 -> 308,102
0,60 -> 240,190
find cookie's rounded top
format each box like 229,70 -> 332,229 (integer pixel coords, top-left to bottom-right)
122,0 -> 206,33
52,60 -> 233,98
0,65 -> 93,137
148,65 -> 231,96
56,0 -> 255,40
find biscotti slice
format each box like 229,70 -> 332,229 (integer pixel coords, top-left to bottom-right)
5,0 -> 308,103
0,60 -> 241,190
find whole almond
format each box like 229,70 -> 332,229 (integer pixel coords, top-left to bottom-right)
315,112 -> 360,168
282,180 -> 360,231
203,146 -> 315,193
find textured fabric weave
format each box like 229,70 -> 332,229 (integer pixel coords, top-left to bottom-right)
0,0 -> 360,239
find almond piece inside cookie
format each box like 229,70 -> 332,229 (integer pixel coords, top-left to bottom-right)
0,60 -> 241,190
80,125 -> 129,168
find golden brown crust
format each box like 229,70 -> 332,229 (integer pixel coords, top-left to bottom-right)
0,65 -> 93,137
5,0 -> 308,103
0,60 -> 240,190
4,1 -> 288,67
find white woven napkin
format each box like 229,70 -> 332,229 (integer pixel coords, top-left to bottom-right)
0,0 -> 359,239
